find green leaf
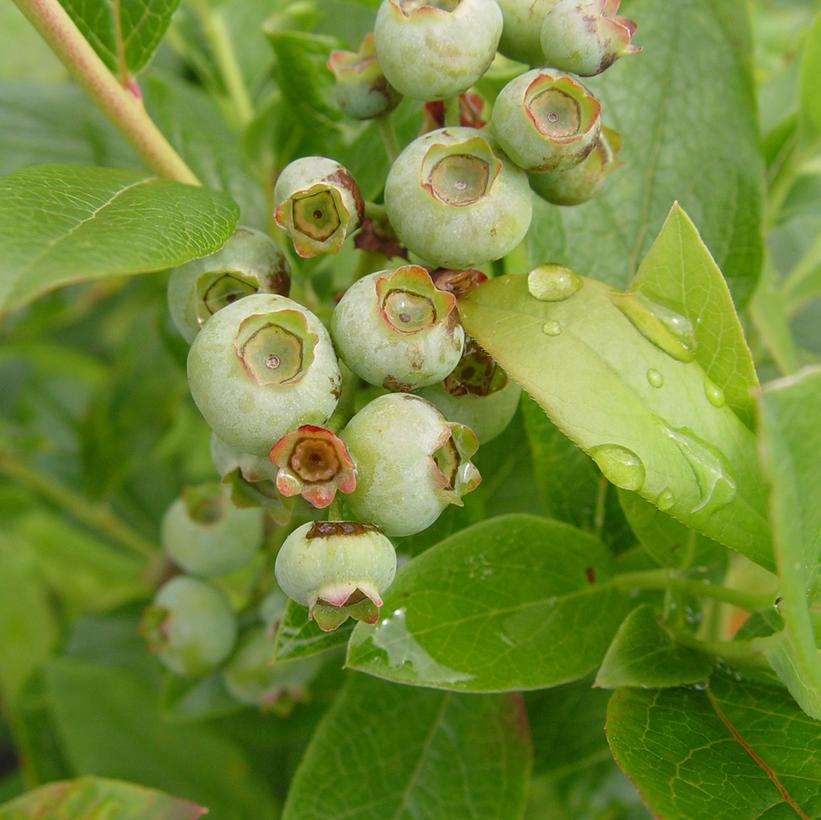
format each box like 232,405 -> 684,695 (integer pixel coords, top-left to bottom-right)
0,776 -> 205,819
282,674 -> 531,820
606,674 -> 821,819
347,515 -> 629,691
57,0 -> 181,75
459,274 -> 773,569
528,0 -> 764,305
758,367 -> 821,720
0,164 -> 238,315
631,204 -> 758,427
800,13 -> 821,147
595,605 -> 713,689
274,599 -> 353,662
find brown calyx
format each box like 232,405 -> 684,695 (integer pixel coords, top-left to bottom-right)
289,439 -> 340,482
306,521 -> 380,539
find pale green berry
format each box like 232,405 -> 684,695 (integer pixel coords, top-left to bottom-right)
540,0 -> 640,77
187,294 -> 341,456
374,0 -> 503,101
210,432 -> 277,483
327,32 -> 401,120
385,127 -> 532,268
491,69 -> 601,172
529,126 -> 621,205
141,576 -> 237,677
496,0 -> 556,65
161,483 -> 264,577
274,157 -> 363,258
341,393 -> 481,536
417,340 -> 521,443
331,265 -> 465,391
222,628 -> 322,713
258,588 -> 289,636
275,521 -> 397,632
167,227 -> 291,344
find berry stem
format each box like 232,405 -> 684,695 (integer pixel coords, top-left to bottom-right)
12,0 -> 200,185
443,95 -> 460,127
364,201 -> 387,220
377,115 -> 401,164
668,629 -> 775,669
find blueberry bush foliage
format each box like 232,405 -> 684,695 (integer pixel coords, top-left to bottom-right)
1,0 -> 820,818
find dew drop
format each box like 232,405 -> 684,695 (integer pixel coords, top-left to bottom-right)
611,291 -> 697,362
527,263 -> 582,302
646,368 -> 664,388
542,320 -> 562,336
590,444 -> 645,491
656,488 -> 674,510
704,377 -> 726,408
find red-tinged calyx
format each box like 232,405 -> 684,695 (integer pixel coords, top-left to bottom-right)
422,91 -> 485,131
421,135 -> 502,206
443,339 -> 507,397
269,425 -> 356,508
235,309 -> 317,387
524,73 -> 600,144
430,267 -> 487,297
310,585 -> 382,632
431,421 -> 481,503
376,265 -> 457,334
601,0 -> 640,59
393,0 -> 461,18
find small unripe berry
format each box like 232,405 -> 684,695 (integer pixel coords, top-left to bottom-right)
141,576 -> 237,677
417,340 -> 521,443
385,127 -> 532,268
274,157 -> 363,258
374,0 -> 503,101
187,294 -> 341,456
529,126 -> 621,206
222,628 -> 321,713
275,521 -> 397,632
327,33 -> 401,120
540,0 -> 639,77
269,425 -> 357,508
167,227 -> 291,344
162,483 -> 264,577
496,0 -> 556,65
341,393 -> 481,535
492,69 -> 601,173
331,265 -> 465,391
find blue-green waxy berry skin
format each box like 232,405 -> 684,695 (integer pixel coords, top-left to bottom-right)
162,483 -> 264,577
385,127 -> 532,268
331,265 -> 465,391
167,226 -> 290,344
341,393 -> 481,536
187,294 -> 341,456
496,0 -> 556,65
374,0 -> 503,101
491,69 -> 601,173
142,576 -> 237,677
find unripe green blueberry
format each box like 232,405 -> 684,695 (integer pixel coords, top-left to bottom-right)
210,432 -> 278,483
374,0 -> 503,101
327,33 -> 401,120
331,265 -> 465,391
259,588 -> 288,637
385,127 -> 532,268
341,393 -> 481,536
491,69 -> 601,173
275,521 -> 397,632
540,0 -> 640,77
529,126 -> 621,205
141,576 -> 237,677
274,157 -> 363,258
167,227 -> 291,344
496,0 -> 556,65
161,483 -> 264,577
222,628 -> 322,713
187,294 -> 341,456
417,341 -> 521,443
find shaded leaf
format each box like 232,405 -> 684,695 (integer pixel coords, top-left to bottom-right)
800,13 -> 821,147
274,599 -> 353,662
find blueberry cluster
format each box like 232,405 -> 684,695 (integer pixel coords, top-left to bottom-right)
144,0 -> 638,691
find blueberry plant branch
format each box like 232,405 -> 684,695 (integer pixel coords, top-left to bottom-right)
13,0 -> 200,185
443,95 -> 461,127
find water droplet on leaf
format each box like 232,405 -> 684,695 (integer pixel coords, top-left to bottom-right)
590,444 -> 645,491
656,488 -> 674,510
611,291 -> 697,362
542,320 -> 562,336
704,377 -> 725,407
527,263 -> 582,302
646,368 -> 664,388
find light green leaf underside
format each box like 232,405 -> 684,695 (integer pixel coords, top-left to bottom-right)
607,675 -> 821,819
460,275 -> 772,569
282,674 -> 530,820
347,515 -> 629,692
0,164 -> 238,315
758,367 -> 821,720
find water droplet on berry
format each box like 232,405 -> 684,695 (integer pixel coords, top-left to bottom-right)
542,320 -> 562,336
527,263 -> 582,302
590,444 -> 645,491
646,368 -> 664,388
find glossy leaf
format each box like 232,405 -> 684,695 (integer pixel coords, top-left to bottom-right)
0,776 -> 205,819
347,515 -> 629,691
58,0 -> 181,75
758,367 -> 821,719
528,0 -> 764,305
0,164 -> 238,315
274,599 -> 353,662
595,605 -> 713,689
607,674 -> 821,818
282,674 -> 531,820
459,275 -> 772,569
631,204 -> 758,427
